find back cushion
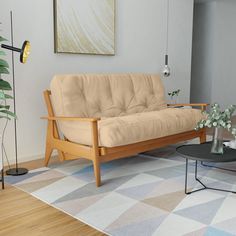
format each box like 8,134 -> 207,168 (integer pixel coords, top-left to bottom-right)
50,74 -> 167,118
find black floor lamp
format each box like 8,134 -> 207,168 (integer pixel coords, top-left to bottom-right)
0,11 -> 30,176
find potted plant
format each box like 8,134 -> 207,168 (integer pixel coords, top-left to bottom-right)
168,89 -> 180,104
0,35 -> 15,119
195,103 -> 236,154
0,34 -> 16,183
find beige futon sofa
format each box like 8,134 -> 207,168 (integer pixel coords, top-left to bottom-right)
43,74 -> 206,186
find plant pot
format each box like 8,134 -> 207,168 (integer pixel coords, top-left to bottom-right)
211,127 -> 224,154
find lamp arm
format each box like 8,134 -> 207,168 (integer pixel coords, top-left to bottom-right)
1,44 -> 21,53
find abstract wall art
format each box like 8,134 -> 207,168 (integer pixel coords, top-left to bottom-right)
54,0 -> 115,55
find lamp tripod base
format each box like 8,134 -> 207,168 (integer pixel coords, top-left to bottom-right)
6,168 -> 28,176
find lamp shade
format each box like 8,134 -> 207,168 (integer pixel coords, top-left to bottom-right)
20,41 -> 30,64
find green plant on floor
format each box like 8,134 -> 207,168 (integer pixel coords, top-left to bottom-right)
0,34 -> 16,120
195,103 -> 236,136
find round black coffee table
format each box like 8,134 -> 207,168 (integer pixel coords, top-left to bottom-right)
176,142 -> 236,194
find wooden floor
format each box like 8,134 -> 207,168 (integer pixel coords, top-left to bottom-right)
0,157 -> 105,236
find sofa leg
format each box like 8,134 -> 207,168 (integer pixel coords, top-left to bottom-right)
200,131 -> 206,144
45,145 -> 53,166
93,159 -> 101,187
58,151 -> 66,162
90,120 -> 101,187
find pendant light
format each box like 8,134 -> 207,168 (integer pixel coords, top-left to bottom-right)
163,0 -> 171,77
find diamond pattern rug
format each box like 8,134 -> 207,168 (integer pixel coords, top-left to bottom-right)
5,145 -> 236,236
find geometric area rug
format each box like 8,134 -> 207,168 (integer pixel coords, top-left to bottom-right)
5,145 -> 236,236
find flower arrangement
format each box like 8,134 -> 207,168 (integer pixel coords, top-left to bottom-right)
195,103 -> 236,136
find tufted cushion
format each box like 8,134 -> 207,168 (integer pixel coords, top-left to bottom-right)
54,108 -> 204,147
50,74 -> 167,118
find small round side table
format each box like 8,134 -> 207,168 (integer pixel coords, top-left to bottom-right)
176,142 -> 236,194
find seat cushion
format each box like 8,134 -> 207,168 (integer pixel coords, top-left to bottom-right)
61,108 -> 204,147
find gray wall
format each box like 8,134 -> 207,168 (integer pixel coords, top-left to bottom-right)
191,2 -> 215,103
211,0 -> 236,108
191,0 -> 236,108
0,0 -> 194,162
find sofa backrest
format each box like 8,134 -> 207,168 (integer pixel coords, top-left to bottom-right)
50,74 -> 167,118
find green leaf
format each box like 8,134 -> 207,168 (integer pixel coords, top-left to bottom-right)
0,51 -> 6,56
0,36 -> 7,42
0,79 -> 12,90
4,94 -> 13,99
0,110 -> 16,118
0,115 -> 11,120
0,59 -> 9,68
0,105 -> 10,110
0,91 -> 5,99
0,67 -> 9,74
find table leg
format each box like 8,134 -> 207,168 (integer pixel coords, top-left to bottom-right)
185,159 -> 188,194
184,160 -> 236,194
1,169 -> 4,189
195,161 -> 197,180
185,160 -> 207,194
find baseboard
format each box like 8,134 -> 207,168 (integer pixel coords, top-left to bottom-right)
187,135 -> 212,144
4,150 -> 58,165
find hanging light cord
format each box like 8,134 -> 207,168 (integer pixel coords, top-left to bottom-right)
162,0 -> 171,77
166,0 -> 170,55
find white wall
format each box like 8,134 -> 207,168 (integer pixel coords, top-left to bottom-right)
191,0 -> 236,108
0,0 -> 194,163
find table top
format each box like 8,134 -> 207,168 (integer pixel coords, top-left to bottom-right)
176,142 -> 236,162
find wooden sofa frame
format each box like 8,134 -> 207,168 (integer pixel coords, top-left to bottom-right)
42,90 -> 207,187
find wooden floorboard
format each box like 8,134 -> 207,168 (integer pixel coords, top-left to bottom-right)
0,156 -> 105,236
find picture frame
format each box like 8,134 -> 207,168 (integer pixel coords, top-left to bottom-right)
53,0 -> 115,55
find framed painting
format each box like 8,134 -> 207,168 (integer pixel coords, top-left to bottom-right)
54,0 -> 115,55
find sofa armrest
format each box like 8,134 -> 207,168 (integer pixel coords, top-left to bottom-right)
167,103 -> 209,111
41,116 -> 101,122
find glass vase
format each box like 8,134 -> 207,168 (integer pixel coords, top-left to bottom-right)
211,127 -> 224,154
170,97 -> 175,105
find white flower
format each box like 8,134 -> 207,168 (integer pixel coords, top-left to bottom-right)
195,103 -> 236,131
232,128 -> 236,135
